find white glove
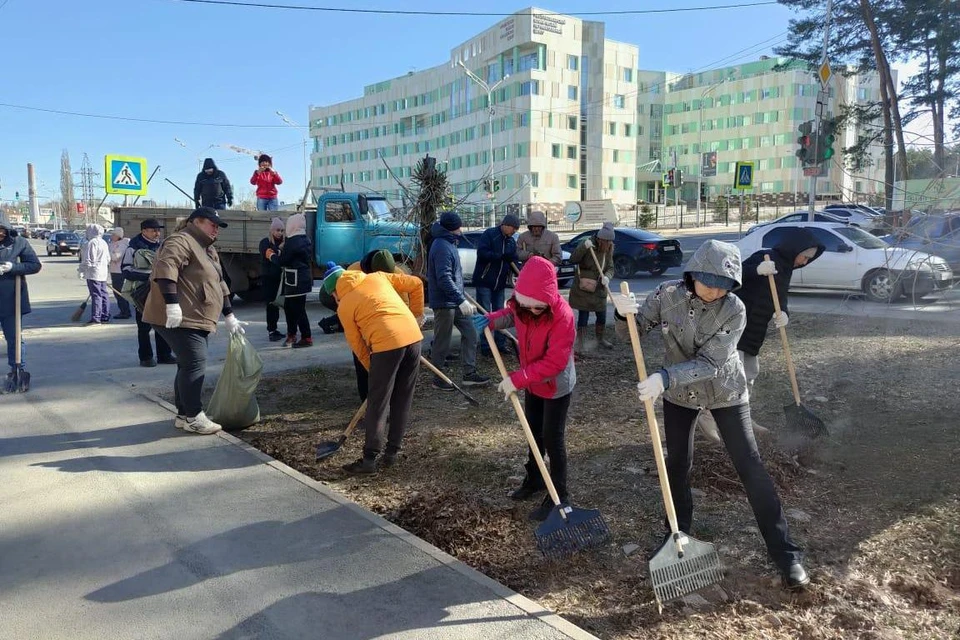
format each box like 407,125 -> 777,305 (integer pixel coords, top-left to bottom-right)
458,300 -> 476,317
611,292 -> 639,317
637,373 -> 665,403
757,261 -> 778,276
600,275 -> 610,287
165,303 -> 184,329
0,261 -> 12,275
224,313 -> 247,335
497,377 -> 517,401
582,239 -> 593,250
416,314 -> 426,328
774,311 -> 788,328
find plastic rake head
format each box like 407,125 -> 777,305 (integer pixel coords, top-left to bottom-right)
649,535 -> 724,606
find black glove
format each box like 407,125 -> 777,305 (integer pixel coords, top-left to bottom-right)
227,199 -> 233,208
194,200 -> 200,208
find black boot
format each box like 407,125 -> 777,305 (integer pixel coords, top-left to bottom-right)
510,474 -> 546,500
782,563 -> 810,590
342,456 -> 377,476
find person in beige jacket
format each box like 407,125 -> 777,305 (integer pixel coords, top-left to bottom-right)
516,211 -> 561,265
143,207 -> 246,435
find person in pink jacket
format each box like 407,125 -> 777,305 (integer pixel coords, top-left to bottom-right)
473,256 -> 578,522
250,154 -> 283,211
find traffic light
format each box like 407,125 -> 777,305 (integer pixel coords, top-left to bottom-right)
819,117 -> 837,164
796,120 -> 815,166
14,191 -> 19,200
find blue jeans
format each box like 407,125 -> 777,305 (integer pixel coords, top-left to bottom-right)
475,286 -> 508,352
257,198 -> 279,211
0,314 -> 24,369
577,309 -> 606,328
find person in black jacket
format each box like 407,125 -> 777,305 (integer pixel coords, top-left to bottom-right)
0,221 -> 42,378
697,227 -> 824,440
269,213 -> 313,348
122,219 -> 175,367
473,214 -> 520,355
193,158 -> 233,210
259,217 -> 285,341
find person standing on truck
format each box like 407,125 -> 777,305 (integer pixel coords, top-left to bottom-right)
473,213 -> 520,356
122,219 -> 175,368
250,154 -> 283,211
108,228 -> 131,319
427,211 -> 489,390
193,158 -> 233,210
268,212 -> 313,348
516,210 -> 561,266
259,217 -> 285,342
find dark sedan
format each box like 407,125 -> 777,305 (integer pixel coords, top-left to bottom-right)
46,232 -> 81,256
561,227 -> 683,278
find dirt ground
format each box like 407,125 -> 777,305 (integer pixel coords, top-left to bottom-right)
236,314 -> 960,639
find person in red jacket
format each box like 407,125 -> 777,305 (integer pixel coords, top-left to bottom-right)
473,256 -> 578,522
250,154 -> 283,211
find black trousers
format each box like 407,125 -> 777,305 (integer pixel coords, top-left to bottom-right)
136,310 -> 171,361
523,392 -> 572,500
354,353 -> 369,401
663,400 -> 803,571
154,326 -> 210,418
283,295 -> 311,338
361,342 -> 421,459
263,275 -> 281,332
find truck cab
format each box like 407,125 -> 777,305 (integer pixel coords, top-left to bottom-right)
313,193 -> 418,266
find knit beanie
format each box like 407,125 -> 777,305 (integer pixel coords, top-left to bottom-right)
370,249 -> 395,273
439,211 -> 462,231
501,214 -> 521,229
322,266 -> 345,295
270,217 -> 284,233
597,222 -> 615,241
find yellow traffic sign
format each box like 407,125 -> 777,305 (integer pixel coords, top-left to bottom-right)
104,155 -> 148,196
734,161 -> 754,190
818,59 -> 832,88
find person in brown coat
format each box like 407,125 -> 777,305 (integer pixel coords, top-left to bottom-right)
143,207 -> 246,435
516,210 -> 561,265
567,222 -> 615,353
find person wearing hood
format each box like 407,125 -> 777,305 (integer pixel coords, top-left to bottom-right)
193,158 -> 233,210
143,207 -> 246,435
322,265 -> 426,475
250,154 -> 283,211
259,217 -> 285,341
0,221 -> 41,378
79,224 -> 111,325
122,218 -> 175,367
568,222 -> 616,352
472,256 -> 578,522
268,213 -> 313,348
473,213 -> 520,355
108,228 -> 132,319
612,240 -> 809,590
426,211 -> 489,389
516,211 -> 561,265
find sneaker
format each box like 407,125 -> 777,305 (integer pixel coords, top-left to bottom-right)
783,563 -> 810,590
529,495 -> 565,523
180,411 -> 222,435
342,457 -> 378,475
84,320 -> 101,326
432,377 -> 455,392
157,356 -> 178,365
284,335 -> 297,348
140,358 -> 157,368
510,476 -> 546,501
292,337 -> 314,349
462,372 -> 490,387
174,415 -> 188,430
268,330 -> 285,342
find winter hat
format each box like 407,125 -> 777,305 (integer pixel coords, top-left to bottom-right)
689,271 -> 738,291
597,222 -> 615,241
501,214 -> 520,229
258,154 -> 273,165
111,227 -> 124,239
439,211 -> 462,231
270,217 -> 285,233
322,266 -> 345,295
370,249 -> 395,273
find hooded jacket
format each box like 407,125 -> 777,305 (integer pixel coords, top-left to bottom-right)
734,228 -> 825,356
631,240 -> 748,410
516,211 -> 562,265
270,214 -> 313,296
0,221 -> 42,318
109,232 -> 130,275
250,167 -> 283,199
568,233 -> 615,313
488,256 -> 577,400
335,270 -> 425,370
473,225 -> 518,291
80,224 -> 110,282
194,158 -> 233,209
427,222 -> 466,309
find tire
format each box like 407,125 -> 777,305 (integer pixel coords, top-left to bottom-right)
649,267 -> 667,276
863,269 -> 903,303
46,249 -> 52,256
56,249 -> 62,256
613,255 -> 636,279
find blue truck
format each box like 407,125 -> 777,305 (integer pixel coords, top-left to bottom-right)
114,192 -> 419,300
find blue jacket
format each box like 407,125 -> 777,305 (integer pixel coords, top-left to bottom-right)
121,233 -> 163,283
427,222 -> 466,309
0,224 -> 42,317
472,226 -> 517,291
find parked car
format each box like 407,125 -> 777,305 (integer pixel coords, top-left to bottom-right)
457,230 -> 576,289
881,213 -> 960,272
735,221 -> 953,302
744,211 -> 850,236
824,203 -> 883,217
560,227 -> 683,278
820,205 -> 890,235
46,231 -> 81,256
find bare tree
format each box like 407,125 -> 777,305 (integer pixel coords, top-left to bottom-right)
60,150 -> 76,227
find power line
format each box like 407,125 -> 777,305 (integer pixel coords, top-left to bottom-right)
0,102 -> 292,129
171,0 -> 780,16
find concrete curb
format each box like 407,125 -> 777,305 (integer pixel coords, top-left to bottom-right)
134,387 -> 599,640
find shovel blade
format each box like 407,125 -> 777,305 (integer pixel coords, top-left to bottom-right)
649,534 -> 724,607
315,436 -> 347,461
535,504 -> 611,560
783,402 -> 827,438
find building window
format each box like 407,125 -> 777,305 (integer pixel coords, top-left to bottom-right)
623,68 -> 633,83
612,150 -> 620,162
567,55 -> 578,71
623,123 -> 633,136
623,177 -> 633,191
568,85 -> 578,100
608,177 -> 616,190
568,116 -> 578,130
608,122 -> 616,136
613,94 -> 626,109
567,175 -> 578,189
530,172 -> 539,187
519,52 -> 539,72
551,143 -> 561,158
519,80 -> 540,96
519,112 -> 530,127
567,145 -> 577,159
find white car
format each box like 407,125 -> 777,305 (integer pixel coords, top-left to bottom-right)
735,221 -> 953,302
457,231 -> 575,288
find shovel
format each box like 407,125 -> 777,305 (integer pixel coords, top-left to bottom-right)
764,256 -> 828,438
618,281 -> 723,609
4,276 -> 30,394
481,326 -> 610,559
316,400 -> 367,461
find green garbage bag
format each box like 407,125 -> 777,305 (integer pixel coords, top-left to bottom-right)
208,332 -> 263,431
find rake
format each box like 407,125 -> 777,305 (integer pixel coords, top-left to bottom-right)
315,400 -> 367,461
481,325 -> 610,559
618,281 -> 723,609
764,256 -> 828,438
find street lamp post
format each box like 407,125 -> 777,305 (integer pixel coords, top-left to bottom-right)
276,111 -> 310,196
458,60 -> 508,227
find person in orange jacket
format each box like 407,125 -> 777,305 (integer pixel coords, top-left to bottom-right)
322,266 -> 426,475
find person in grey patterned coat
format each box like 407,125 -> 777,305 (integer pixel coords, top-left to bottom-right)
613,239 -> 809,590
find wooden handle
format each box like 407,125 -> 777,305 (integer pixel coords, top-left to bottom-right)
619,281 -> 684,547
343,400 -> 368,438
463,292 -> 520,346
14,275 -> 21,364
587,246 -> 611,294
482,325 -> 564,511
764,255 -> 802,405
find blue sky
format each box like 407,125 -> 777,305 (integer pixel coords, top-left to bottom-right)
0,0 -> 800,207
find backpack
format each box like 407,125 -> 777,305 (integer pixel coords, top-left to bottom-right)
122,248 -> 156,311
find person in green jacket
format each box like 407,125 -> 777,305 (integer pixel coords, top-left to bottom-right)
568,222 -> 615,354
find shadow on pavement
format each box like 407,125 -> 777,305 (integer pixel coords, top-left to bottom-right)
0,420 -> 173,457
30,442 -> 261,474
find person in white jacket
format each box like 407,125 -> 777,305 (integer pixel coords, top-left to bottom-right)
80,224 -> 111,325
108,228 -> 132,319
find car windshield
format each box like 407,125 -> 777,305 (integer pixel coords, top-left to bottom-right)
905,216 -> 946,239
55,233 -> 79,242
834,227 -> 887,249
366,198 -> 393,219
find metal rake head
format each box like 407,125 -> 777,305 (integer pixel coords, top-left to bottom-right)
535,505 -> 611,560
649,534 -> 724,607
784,402 -> 828,438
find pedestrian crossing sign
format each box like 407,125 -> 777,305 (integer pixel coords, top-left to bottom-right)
734,161 -> 754,190
104,155 -> 148,196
